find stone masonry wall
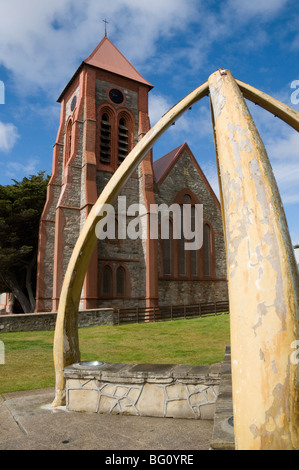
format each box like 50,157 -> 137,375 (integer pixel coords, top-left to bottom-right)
95,79 -> 139,122
65,362 -> 220,420
158,280 -> 228,306
38,143 -> 64,312
155,149 -> 228,306
96,78 -> 147,309
96,170 -> 147,309
0,309 -> 115,333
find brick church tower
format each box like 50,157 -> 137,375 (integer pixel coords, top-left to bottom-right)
35,36 -> 158,312
35,36 -> 228,313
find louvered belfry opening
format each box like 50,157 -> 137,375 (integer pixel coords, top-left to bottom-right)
100,113 -> 111,164
118,118 -> 129,164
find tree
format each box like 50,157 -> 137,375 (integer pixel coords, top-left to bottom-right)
0,172 -> 50,313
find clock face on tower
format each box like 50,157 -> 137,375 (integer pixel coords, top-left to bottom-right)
108,88 -> 124,104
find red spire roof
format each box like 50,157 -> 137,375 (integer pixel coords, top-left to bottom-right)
57,36 -> 153,102
84,36 -> 153,88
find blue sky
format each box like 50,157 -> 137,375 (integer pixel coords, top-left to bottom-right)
0,0 -> 298,246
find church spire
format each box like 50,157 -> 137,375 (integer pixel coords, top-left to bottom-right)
57,33 -> 153,102
103,18 -> 109,37
83,36 -> 153,88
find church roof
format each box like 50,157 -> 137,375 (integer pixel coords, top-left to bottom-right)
153,143 -> 186,184
153,142 -> 220,208
58,36 -> 153,102
84,37 -> 153,88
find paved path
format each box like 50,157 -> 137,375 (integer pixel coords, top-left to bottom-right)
0,388 -> 213,451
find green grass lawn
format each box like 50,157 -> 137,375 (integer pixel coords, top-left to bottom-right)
0,314 -> 230,394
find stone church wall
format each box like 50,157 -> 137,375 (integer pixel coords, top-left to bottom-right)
155,149 -> 228,306
157,279 -> 228,307
94,78 -> 148,309
0,308 -> 115,332
95,79 -> 139,122
36,141 -> 64,312
96,168 -> 147,310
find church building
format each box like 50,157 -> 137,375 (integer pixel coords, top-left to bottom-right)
35,36 -> 228,313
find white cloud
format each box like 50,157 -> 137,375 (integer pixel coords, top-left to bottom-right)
247,102 -> 299,207
0,121 -> 19,152
149,93 -> 172,125
266,132 -> 299,161
0,0 -> 199,94
227,0 -> 289,18
149,91 -> 212,137
0,0 -> 292,102
4,158 -> 39,179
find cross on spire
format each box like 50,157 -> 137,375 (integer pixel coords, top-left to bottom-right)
103,18 -> 109,37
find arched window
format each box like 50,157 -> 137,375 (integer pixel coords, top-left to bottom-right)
203,224 -> 211,277
118,118 -> 129,164
178,194 -> 191,276
178,214 -> 186,276
183,194 -> 191,204
97,106 -> 134,170
161,189 -> 205,280
190,205 -> 197,276
100,113 -> 111,164
100,263 -> 130,298
64,119 -> 72,165
163,220 -> 172,275
116,266 -> 126,296
102,265 -> 113,295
